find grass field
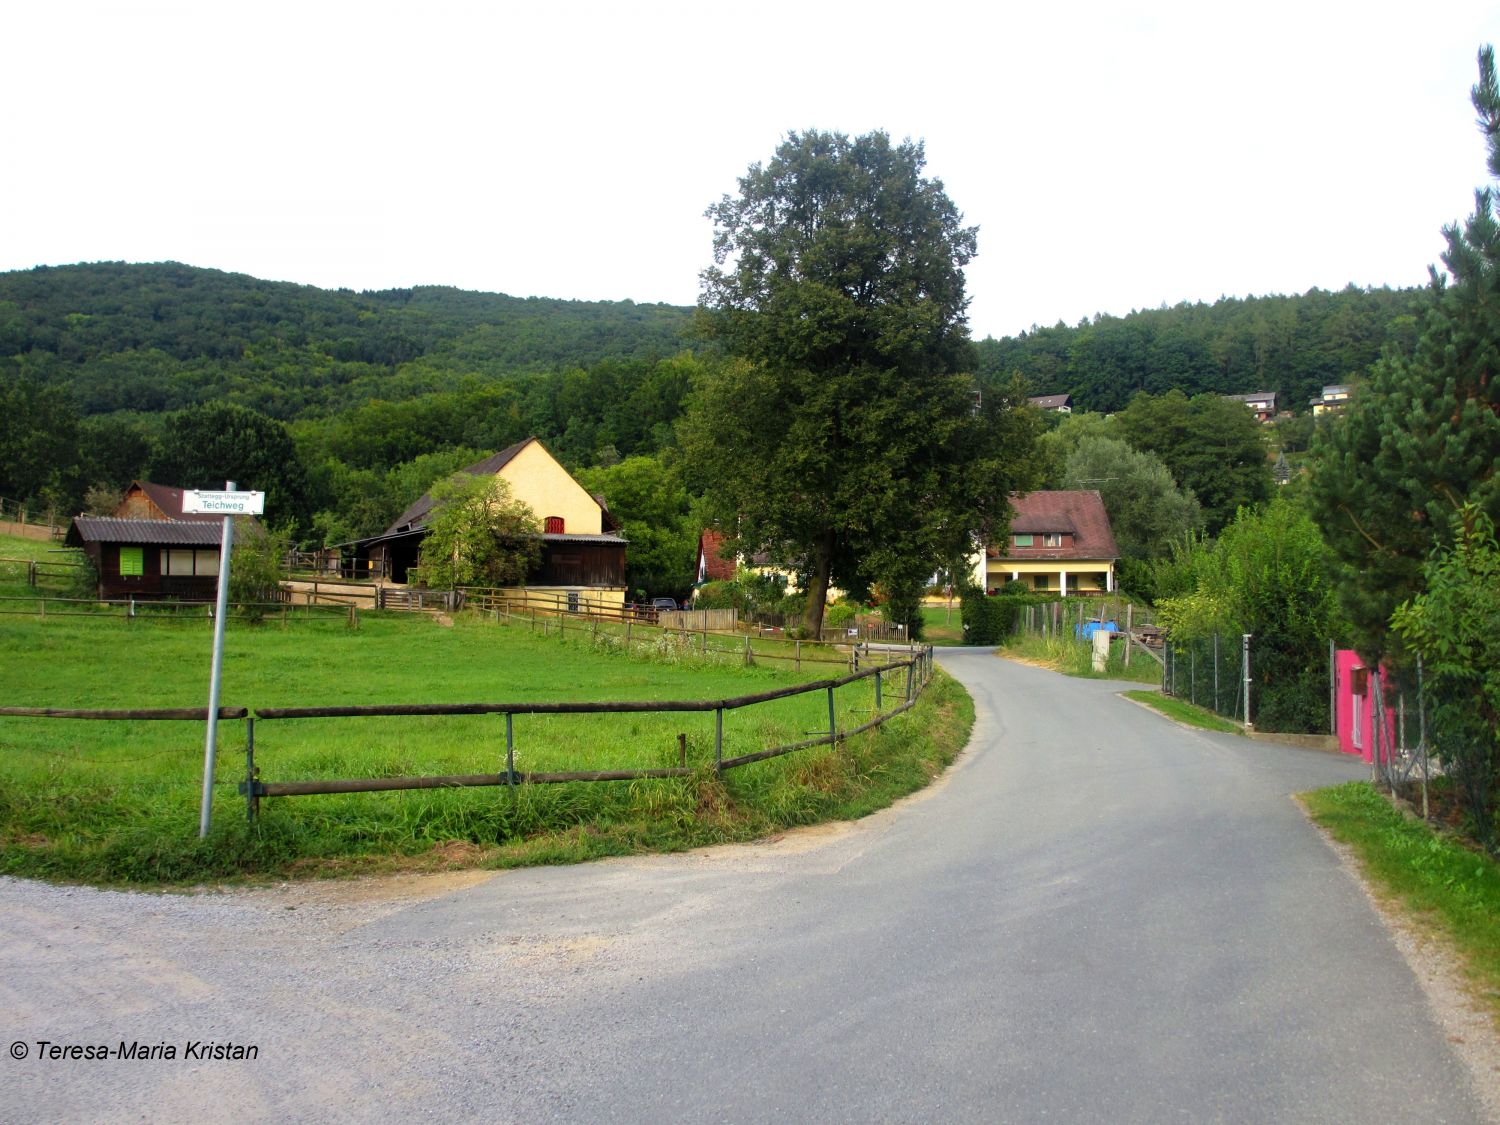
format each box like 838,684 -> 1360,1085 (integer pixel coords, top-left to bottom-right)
920,604 -> 967,646
0,588 -> 969,884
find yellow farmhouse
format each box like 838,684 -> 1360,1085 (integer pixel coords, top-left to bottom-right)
354,438 -> 628,611
971,490 -> 1119,597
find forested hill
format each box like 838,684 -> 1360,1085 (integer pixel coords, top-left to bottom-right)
3,263 -> 1425,424
976,285 -> 1423,415
0,262 -> 695,418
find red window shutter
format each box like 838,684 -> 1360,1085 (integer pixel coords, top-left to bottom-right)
544,516 -> 564,534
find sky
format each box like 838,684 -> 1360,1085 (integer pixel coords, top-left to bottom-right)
5,1 -> 1500,340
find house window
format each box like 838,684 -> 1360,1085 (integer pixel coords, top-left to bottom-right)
1033,574 -> 1049,590
119,546 -> 144,577
1013,534 -> 1033,547
567,590 -> 580,613
164,548 -> 220,576
1042,533 -> 1063,547
544,516 -> 565,534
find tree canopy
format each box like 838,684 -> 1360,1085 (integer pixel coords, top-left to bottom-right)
688,130 -> 1039,634
1113,390 -> 1271,535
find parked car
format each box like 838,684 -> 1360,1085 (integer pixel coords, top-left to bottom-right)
651,597 -> 678,612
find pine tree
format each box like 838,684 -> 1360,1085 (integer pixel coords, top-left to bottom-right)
1309,46 -> 1500,662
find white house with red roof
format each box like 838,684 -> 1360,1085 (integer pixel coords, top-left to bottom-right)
971,490 -> 1120,596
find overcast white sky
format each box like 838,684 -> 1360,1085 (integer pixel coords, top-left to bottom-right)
4,2 -> 1499,340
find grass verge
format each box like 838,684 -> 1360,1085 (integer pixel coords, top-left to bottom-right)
1301,781 -> 1500,1029
0,608 -> 970,885
1121,689 -> 1244,734
1000,632 -> 1164,683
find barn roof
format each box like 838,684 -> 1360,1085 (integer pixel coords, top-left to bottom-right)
386,439 -> 534,533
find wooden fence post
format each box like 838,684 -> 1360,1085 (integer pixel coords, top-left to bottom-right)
827,685 -> 837,746
714,708 -> 723,772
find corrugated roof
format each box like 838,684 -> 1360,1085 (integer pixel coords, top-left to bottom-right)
67,517 -> 226,546
996,491 -> 1119,560
1028,394 -> 1072,410
542,533 -> 627,545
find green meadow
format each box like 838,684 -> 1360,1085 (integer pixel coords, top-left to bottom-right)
0,571 -> 969,884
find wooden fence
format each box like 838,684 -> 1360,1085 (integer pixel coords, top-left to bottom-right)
659,608 -> 737,631
238,648 -> 933,818
0,497 -> 65,542
0,649 -> 936,826
0,594 -> 356,623
0,556 -> 84,588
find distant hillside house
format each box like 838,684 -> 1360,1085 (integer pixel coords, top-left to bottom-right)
971,490 -> 1119,596
1224,391 -> 1277,422
350,438 -> 627,609
1027,393 -> 1073,413
1311,385 -> 1353,415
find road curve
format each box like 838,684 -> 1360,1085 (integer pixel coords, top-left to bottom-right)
0,651 -> 1489,1122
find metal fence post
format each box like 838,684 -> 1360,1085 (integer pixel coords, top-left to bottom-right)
1213,634 -> 1220,714
827,686 -> 837,745
714,707 -> 724,772
1242,633 -> 1253,731
506,712 -> 515,789
875,668 -> 883,713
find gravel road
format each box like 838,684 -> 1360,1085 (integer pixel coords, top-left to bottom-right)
1,651 -> 1493,1122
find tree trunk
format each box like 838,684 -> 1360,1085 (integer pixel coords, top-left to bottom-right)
802,528 -> 836,639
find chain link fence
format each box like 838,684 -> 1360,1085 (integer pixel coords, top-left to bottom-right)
1164,633 -> 1335,734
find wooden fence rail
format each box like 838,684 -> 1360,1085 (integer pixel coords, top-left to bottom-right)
233,652 -> 934,819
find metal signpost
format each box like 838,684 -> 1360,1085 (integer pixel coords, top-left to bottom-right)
183,484 -> 266,838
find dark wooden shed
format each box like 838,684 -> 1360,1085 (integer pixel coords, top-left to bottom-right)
66,517 -> 225,601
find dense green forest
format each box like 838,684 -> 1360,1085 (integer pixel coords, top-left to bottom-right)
0,262 -> 1425,595
977,285 -> 1422,414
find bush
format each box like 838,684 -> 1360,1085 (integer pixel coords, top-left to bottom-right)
825,602 -> 858,631
961,592 -> 1006,645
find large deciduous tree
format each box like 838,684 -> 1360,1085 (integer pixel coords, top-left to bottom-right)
686,130 -> 1038,636
1309,46 -> 1500,662
1113,390 -> 1271,536
151,401 -> 312,533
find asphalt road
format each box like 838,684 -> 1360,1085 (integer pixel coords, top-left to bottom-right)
1,651 -> 1490,1122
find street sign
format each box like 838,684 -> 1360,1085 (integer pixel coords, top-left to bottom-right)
182,489 -> 265,516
